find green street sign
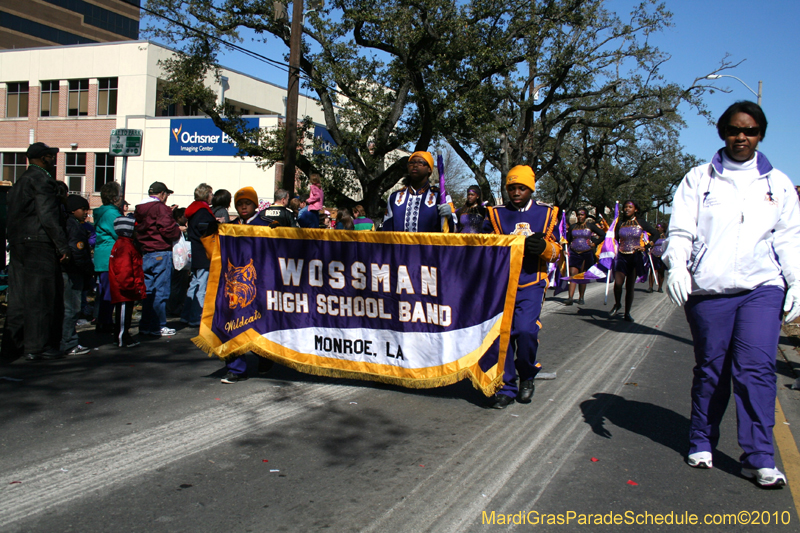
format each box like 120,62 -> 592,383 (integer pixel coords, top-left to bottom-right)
109,129 -> 143,157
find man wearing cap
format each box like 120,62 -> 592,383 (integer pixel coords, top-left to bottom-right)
134,181 -> 182,337
2,142 -> 70,361
483,165 -> 561,409
381,151 -> 454,233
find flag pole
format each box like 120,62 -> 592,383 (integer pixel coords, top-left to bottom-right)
648,250 -> 658,289
437,153 -> 449,232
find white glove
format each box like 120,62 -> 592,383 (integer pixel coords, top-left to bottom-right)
437,204 -> 452,217
784,283 -> 800,323
666,266 -> 691,307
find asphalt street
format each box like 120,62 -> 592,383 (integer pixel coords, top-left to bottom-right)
1,282 -> 800,532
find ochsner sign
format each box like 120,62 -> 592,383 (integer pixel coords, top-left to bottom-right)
169,118 -> 259,156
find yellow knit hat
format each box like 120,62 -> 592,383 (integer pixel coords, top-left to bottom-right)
409,151 -> 434,169
234,186 -> 258,206
505,165 -> 536,192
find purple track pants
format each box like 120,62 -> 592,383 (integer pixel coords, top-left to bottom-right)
684,285 -> 784,469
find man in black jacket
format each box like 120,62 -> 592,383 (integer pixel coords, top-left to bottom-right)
2,142 -> 70,361
257,189 -> 299,227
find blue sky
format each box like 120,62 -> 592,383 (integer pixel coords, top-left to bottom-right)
187,0 -> 800,184
643,0 -> 800,183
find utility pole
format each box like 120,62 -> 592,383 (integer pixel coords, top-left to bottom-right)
282,0 -> 303,197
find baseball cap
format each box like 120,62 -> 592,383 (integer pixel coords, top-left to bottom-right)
26,142 -> 59,160
148,181 -> 174,195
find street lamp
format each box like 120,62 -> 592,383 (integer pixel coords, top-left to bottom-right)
705,74 -> 762,106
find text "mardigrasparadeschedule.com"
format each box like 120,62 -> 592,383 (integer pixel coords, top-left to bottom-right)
481,510 -> 793,527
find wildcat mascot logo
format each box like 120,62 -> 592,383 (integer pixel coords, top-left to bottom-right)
224,259 -> 257,309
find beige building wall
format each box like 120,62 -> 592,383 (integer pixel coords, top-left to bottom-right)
0,40 -> 328,214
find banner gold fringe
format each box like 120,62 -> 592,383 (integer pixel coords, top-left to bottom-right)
192,336 -> 503,396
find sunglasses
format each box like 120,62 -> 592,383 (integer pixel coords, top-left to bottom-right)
725,126 -> 760,137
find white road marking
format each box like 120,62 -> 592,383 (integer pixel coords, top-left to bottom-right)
359,287 -> 676,532
0,382 -> 361,527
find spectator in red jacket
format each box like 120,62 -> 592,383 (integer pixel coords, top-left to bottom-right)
134,181 -> 181,337
109,216 -> 146,347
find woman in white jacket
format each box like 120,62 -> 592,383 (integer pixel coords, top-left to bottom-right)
664,101 -> 800,488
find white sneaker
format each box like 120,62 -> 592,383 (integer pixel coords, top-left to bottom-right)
65,345 -> 91,356
742,467 -> 786,487
159,327 -> 177,337
687,451 -> 713,469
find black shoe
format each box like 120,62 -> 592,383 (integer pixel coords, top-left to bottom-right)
221,371 -> 248,384
624,313 -> 634,323
610,304 -> 621,317
516,380 -> 535,403
487,394 -> 515,409
120,335 -> 140,348
647,287 -> 654,293
577,298 -> 585,305
257,358 -> 274,375
565,298 -> 573,306
25,350 -> 65,361
657,287 -> 663,293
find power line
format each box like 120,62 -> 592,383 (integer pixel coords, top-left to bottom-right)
139,3 -> 291,73
139,3 -> 415,128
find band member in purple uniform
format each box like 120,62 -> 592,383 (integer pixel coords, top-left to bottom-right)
456,185 -> 488,233
483,165 -> 561,409
610,200 -> 656,322
381,151 -> 453,233
565,208 -> 605,305
665,101 -> 800,488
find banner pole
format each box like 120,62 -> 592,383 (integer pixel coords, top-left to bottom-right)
604,266 -> 612,305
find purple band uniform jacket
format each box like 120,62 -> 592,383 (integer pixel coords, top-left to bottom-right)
485,200 -> 562,287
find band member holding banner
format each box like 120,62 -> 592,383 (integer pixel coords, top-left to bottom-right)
381,151 -> 453,233
484,165 -> 561,409
610,200 -> 656,322
221,186 -> 284,383
456,185 -> 488,233
565,208 -> 605,305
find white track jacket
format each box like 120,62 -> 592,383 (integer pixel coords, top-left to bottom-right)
664,149 -> 800,296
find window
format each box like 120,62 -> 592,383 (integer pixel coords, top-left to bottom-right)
97,77 -> 117,115
65,152 -> 86,192
6,82 -> 29,118
68,79 -> 89,116
40,80 -> 60,117
65,151 -> 86,174
67,176 -> 83,193
94,153 -> 115,192
2,153 -> 27,183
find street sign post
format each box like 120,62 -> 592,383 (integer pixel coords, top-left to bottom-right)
109,129 -> 142,199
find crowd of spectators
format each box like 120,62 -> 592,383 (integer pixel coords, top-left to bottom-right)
0,143 -> 387,363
